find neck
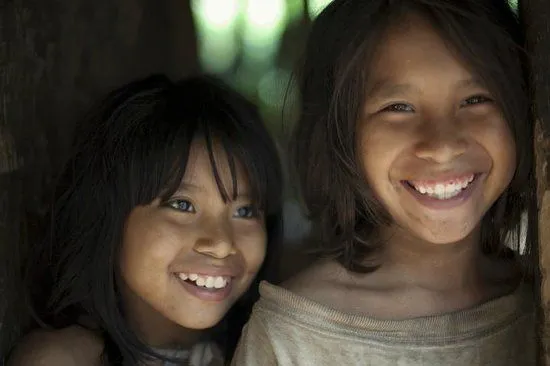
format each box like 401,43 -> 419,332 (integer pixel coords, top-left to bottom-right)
380,226 -> 485,292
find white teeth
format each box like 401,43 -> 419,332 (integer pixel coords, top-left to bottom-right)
214,276 -> 226,289
410,175 -> 475,200
177,273 -> 230,289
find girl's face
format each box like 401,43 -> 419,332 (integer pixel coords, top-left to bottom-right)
357,15 -> 516,246
119,139 -> 267,346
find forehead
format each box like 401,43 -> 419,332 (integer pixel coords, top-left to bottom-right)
182,138 -> 250,191
368,14 -> 473,86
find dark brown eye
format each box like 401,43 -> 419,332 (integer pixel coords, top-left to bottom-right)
382,103 -> 414,113
461,95 -> 493,107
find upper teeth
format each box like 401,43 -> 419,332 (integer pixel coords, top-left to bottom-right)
411,175 -> 475,200
178,273 -> 230,289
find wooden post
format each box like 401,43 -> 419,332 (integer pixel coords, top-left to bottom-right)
521,0 -> 550,363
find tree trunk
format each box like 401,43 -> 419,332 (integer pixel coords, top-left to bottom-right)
521,0 -> 550,363
0,0 -> 198,354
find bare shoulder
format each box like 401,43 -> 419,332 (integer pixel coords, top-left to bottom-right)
8,326 -> 104,366
282,259 -> 348,306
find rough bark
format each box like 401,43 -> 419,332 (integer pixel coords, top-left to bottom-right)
522,0 -> 550,363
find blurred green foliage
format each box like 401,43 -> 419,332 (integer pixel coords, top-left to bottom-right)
191,0 -> 519,138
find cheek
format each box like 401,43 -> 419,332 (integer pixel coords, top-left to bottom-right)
119,231 -> 158,288
474,120 -> 517,182
237,228 -> 267,275
358,124 -> 408,193
120,218 -> 178,284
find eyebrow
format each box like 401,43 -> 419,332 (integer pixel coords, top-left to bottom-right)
366,77 -> 485,100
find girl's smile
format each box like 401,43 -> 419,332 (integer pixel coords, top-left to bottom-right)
405,173 -> 475,198
175,273 -> 233,302
400,173 -> 483,210
172,266 -> 242,301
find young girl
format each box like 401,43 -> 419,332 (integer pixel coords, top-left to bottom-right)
6,75 -> 283,365
232,0 -> 536,365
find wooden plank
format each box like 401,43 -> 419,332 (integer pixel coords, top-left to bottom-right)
522,0 -> 550,363
540,188 -> 550,364
537,117 -> 550,364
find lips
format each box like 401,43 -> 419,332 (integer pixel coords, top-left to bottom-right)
400,173 -> 484,210
405,174 -> 476,200
177,272 -> 231,289
175,274 -> 233,301
172,265 -> 242,301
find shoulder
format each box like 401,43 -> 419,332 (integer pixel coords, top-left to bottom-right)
8,326 -> 104,366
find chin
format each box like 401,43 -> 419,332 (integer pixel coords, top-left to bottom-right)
413,218 -> 478,245
176,315 -> 227,330
420,231 -> 474,246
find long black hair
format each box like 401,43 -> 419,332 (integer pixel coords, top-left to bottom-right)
12,74 -> 283,364
291,0 -> 534,273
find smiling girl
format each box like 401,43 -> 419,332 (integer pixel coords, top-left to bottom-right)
233,0 -> 536,365
7,75 -> 283,365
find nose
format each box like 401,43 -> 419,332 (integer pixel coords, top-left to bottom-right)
414,118 -> 468,164
193,218 -> 237,259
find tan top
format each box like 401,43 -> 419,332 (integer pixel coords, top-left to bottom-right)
232,281 -> 535,365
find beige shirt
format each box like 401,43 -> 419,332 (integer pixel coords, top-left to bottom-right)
232,281 -> 535,365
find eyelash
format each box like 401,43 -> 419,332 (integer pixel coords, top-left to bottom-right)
166,199 -> 260,219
